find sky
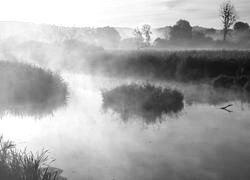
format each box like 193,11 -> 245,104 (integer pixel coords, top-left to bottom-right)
0,0 -> 249,28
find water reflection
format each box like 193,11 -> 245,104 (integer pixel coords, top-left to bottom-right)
1,73 -> 250,180
182,83 -> 250,106
102,84 -> 184,123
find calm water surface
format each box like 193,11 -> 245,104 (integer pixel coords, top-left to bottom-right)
1,72 -> 250,180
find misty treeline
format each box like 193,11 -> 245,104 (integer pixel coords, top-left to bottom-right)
0,1 -> 249,51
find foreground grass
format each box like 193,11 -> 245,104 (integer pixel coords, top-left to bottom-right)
102,84 -> 184,123
0,61 -> 68,116
88,50 -> 250,83
0,136 -> 66,180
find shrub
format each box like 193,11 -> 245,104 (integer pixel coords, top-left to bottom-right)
102,84 -> 184,123
0,61 -> 68,116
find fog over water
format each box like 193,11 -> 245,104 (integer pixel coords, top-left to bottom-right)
0,1 -> 250,179
0,72 -> 250,180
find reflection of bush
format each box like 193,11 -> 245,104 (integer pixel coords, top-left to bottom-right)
0,136 -> 66,180
102,84 -> 184,123
0,61 -> 68,116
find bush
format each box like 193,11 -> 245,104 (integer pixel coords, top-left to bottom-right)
0,61 -> 68,116
102,84 -> 184,123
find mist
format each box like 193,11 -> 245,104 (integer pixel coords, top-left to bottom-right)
0,1 -> 250,180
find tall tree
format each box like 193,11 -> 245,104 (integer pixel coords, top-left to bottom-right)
133,28 -> 144,49
220,1 -> 237,41
142,24 -> 152,47
170,19 -> 192,41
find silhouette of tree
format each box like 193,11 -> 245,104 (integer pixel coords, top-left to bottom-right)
133,28 -> 144,49
220,1 -> 237,41
234,21 -> 249,31
206,28 -> 216,34
170,19 -> 192,41
142,24 -> 152,46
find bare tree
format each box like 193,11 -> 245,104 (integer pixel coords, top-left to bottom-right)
220,1 -> 237,41
142,24 -> 152,47
133,28 -> 144,49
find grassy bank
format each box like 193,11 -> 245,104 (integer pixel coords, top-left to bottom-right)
0,61 -> 68,116
102,84 -> 184,123
88,50 -> 250,83
0,136 -> 66,180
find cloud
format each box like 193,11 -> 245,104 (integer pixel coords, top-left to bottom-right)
164,0 -> 187,9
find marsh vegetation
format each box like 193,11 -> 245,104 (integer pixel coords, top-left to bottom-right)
102,84 -> 184,123
88,50 -> 250,82
0,136 -> 66,180
0,61 -> 68,116
0,2 -> 250,179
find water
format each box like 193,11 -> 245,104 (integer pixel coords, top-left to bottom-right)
1,72 -> 250,180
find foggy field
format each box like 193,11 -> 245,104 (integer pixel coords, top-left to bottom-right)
0,61 -> 68,116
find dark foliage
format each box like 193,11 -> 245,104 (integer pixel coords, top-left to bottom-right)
234,21 -> 249,31
170,20 -> 192,41
0,136 -> 66,180
0,61 -> 68,116
88,50 -> 250,82
102,84 -> 184,123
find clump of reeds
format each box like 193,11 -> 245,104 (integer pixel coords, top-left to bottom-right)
102,84 -> 184,123
0,136 -> 65,180
88,50 -> 250,82
0,61 -> 68,116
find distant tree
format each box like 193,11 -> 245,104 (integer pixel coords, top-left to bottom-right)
220,1 -> 237,41
142,24 -> 152,46
66,27 -> 79,40
206,28 -> 216,34
153,38 -> 169,47
50,25 -> 68,44
95,27 -> 121,48
170,19 -> 192,41
192,31 -> 206,41
133,28 -> 144,49
234,21 -> 249,31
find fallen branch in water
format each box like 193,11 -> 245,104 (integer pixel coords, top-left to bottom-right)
220,104 -> 233,113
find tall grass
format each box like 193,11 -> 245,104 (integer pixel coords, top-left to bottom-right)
88,50 -> 250,82
0,61 -> 68,116
102,84 -> 184,123
0,136 -> 65,180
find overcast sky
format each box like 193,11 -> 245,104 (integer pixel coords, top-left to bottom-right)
0,0 -> 249,28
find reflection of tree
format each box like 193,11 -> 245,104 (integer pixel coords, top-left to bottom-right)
102,84 -> 184,124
